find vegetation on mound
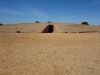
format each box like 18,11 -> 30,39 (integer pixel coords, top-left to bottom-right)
81,22 -> 89,25
0,23 -> 3,25
35,21 -> 40,23
16,31 -> 21,33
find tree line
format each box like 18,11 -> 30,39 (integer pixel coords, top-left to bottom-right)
0,21 -> 89,25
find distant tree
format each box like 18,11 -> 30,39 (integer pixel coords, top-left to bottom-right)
35,21 -> 40,23
48,21 -> 52,23
81,22 -> 89,25
0,23 -> 3,25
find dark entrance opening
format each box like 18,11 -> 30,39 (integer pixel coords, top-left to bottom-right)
42,24 -> 56,33
49,25 -> 53,33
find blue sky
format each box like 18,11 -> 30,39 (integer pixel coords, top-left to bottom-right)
0,0 -> 100,25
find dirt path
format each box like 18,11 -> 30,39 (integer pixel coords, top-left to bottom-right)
0,33 -> 100,75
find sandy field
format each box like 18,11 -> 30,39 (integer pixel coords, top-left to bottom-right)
0,33 -> 100,75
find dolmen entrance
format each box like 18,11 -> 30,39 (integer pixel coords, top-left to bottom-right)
42,24 -> 60,33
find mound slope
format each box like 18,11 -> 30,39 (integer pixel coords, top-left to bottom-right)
0,22 -> 100,33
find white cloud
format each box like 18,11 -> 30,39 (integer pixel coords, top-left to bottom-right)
0,7 -> 26,16
60,16 -> 75,20
56,0 -> 61,1
0,6 -> 48,23
91,0 -> 100,6
0,7 -> 48,18
26,7 -> 48,18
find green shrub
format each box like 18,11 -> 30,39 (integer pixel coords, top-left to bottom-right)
81,22 -> 89,25
35,21 -> 40,23
0,23 -> 3,25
